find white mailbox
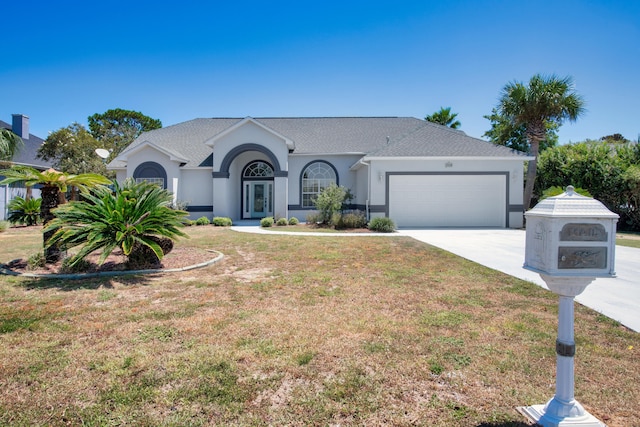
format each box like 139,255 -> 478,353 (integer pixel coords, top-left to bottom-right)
524,186 -> 619,278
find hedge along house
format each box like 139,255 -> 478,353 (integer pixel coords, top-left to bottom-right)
108,117 -> 533,228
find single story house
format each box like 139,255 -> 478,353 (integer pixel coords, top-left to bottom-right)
108,116 -> 533,228
0,114 -> 51,220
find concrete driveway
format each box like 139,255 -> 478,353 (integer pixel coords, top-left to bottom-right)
398,228 -> 640,332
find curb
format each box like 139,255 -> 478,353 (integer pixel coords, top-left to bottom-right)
0,250 -> 224,280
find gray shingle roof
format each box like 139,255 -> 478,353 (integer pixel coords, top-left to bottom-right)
367,121 -> 530,158
110,117 -> 528,168
0,120 -> 51,168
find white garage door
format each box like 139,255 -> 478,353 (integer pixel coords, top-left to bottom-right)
388,174 -> 506,227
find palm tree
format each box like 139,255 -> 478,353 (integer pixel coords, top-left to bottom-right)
0,166 -> 111,262
425,107 -> 461,129
497,74 -> 585,209
45,178 -> 188,268
0,128 -> 23,162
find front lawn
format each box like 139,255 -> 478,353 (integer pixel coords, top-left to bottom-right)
0,226 -> 637,426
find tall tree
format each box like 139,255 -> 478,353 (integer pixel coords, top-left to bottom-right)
495,74 -> 585,209
425,107 -> 461,129
38,123 -> 108,176
0,128 -> 24,162
0,166 -> 111,262
88,108 -> 162,160
483,108 -> 558,153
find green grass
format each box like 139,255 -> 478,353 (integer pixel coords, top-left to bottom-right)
616,233 -> 640,248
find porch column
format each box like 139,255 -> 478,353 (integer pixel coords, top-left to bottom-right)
274,175 -> 288,219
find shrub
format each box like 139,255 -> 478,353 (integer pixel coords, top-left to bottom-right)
276,217 -> 288,226
337,211 -> 367,229
44,178 -> 188,269
288,217 -> 299,225
0,221 -> 8,232
212,217 -> 233,226
60,256 -> 91,273
184,219 -> 195,226
27,252 -> 46,270
195,216 -> 210,226
313,184 -> 347,224
306,212 -> 322,225
368,217 -> 396,233
7,196 -> 41,226
541,186 -> 592,200
260,217 -> 274,227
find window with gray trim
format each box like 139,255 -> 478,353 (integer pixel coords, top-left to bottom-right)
301,161 -> 337,207
133,161 -> 167,189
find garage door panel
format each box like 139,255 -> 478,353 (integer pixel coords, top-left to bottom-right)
388,174 -> 506,227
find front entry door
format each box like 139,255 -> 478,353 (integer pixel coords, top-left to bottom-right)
245,181 -> 273,219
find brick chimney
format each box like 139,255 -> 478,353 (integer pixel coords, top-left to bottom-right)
11,114 -> 30,140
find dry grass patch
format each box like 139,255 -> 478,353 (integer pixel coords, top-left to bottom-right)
0,226 -> 637,426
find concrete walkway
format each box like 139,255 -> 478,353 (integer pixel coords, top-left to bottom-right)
232,225 -> 639,332
398,229 -> 640,332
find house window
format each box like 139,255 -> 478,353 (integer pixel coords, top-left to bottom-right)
243,161 -> 274,178
133,161 -> 167,189
301,161 -> 337,207
135,177 -> 164,187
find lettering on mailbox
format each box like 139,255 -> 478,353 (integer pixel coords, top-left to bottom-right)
560,223 -> 607,242
558,246 -> 607,269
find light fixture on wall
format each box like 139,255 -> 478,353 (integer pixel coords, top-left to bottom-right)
378,172 -> 384,182
445,161 -> 453,168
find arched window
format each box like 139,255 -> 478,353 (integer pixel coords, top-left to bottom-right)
243,161 -> 274,178
133,161 -> 167,189
301,161 -> 337,207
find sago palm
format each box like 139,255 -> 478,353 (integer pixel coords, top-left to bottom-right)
497,74 -> 585,209
44,178 -> 188,268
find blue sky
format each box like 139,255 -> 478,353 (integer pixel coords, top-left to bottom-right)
2,0 -> 639,144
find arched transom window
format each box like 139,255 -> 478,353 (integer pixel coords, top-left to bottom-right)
301,161 -> 337,207
243,161 -> 274,178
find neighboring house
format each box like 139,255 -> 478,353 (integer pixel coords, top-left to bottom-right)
0,114 -> 51,221
109,117 -> 533,228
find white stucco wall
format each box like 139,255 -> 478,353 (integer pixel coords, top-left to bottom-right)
367,157 -> 526,228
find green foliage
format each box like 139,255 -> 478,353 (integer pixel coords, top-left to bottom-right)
7,196 -> 41,226
212,217 -> 233,226
536,141 -> 640,230
368,217 -> 396,233
60,256 -> 91,273
276,217 -> 288,226
0,128 -> 23,161
313,183 -> 347,224
88,108 -> 162,160
195,216 -> 210,226
493,73 -> 585,210
335,211 -> 367,229
260,217 -> 274,227
483,107 -> 558,153
425,107 -> 461,129
305,212 -> 321,224
37,123 -> 108,176
0,221 -> 8,232
44,178 -> 188,268
288,217 -> 299,225
27,252 -> 45,270
540,186 -> 591,200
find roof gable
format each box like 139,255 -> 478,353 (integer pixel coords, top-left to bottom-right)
204,117 -> 295,151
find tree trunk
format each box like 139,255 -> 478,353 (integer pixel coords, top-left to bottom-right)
40,185 -> 64,263
523,128 -> 545,211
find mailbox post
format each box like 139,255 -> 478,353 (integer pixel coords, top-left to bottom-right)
519,186 -> 618,427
